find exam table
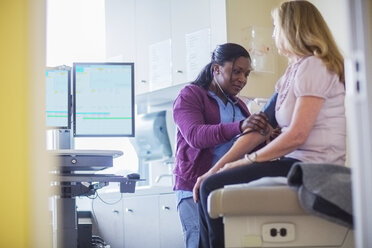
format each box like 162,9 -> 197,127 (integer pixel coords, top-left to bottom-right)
208,163 -> 355,248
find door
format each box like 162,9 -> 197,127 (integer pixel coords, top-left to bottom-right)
123,195 -> 160,248
345,0 -> 372,247
158,193 -> 184,248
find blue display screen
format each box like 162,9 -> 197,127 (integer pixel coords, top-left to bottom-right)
46,68 -> 71,128
73,63 -> 135,137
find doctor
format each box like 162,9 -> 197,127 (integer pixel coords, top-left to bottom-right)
173,43 -> 270,248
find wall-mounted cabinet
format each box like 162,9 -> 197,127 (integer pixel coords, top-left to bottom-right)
105,0 -> 136,62
105,0 -> 287,107
170,0 -> 211,85
105,0 -> 214,97
105,0 -> 172,95
134,0 -> 172,94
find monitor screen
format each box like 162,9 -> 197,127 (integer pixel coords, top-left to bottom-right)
73,62 -> 135,137
46,67 -> 71,129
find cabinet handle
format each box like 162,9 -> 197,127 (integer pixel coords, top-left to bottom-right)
140,80 -> 147,83
112,209 -> 119,214
125,208 -> 134,213
176,70 -> 183,74
162,206 -> 170,211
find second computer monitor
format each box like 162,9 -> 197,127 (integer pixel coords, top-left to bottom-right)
46,67 -> 71,129
73,62 -> 135,137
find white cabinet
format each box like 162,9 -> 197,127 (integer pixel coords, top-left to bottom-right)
123,194 -> 160,248
158,194 -> 184,248
134,0 -> 212,91
92,192 -> 183,248
170,0 -> 211,85
92,192 -> 125,248
105,0 -> 212,95
105,0 -> 172,95
104,0 -> 136,62
123,193 -> 184,248
104,0 -> 285,100
134,0 -> 172,94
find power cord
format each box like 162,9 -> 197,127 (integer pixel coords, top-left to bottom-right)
91,235 -> 109,248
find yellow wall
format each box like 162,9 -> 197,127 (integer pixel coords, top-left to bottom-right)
225,0 -> 287,99
0,1 -> 30,246
225,0 -> 352,99
0,0 -> 51,247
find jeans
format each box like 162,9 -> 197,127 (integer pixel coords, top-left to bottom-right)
177,196 -> 200,248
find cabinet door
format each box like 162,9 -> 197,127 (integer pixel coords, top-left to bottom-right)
158,193 -> 184,248
104,0 -> 136,62
135,0 -> 172,94
171,0 -> 211,85
92,193 -> 125,248
123,195 -> 160,248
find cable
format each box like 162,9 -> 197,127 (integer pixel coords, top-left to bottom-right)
233,129 -> 258,140
89,191 -> 123,237
91,235 -> 107,248
96,191 -> 123,205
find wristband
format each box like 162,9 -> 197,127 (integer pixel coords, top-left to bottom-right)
244,152 -> 257,163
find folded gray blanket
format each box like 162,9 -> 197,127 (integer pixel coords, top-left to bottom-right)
287,162 -> 353,228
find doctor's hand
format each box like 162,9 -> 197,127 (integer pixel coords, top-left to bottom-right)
270,126 -> 282,140
240,112 -> 269,135
193,171 -> 214,203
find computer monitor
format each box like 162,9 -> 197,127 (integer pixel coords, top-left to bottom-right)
46,67 -> 71,129
73,62 -> 135,137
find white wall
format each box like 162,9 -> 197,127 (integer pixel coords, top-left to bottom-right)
310,0 -> 351,56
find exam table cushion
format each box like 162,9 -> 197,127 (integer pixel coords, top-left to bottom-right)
208,177 -> 307,219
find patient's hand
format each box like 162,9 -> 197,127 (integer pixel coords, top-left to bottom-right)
241,112 -> 268,134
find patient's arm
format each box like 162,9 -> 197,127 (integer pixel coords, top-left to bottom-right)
223,96 -> 324,169
210,130 -> 266,173
193,96 -> 324,202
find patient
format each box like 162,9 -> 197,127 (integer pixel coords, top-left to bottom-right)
193,1 -> 346,247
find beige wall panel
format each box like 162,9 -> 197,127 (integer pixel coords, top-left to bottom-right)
225,0 -> 287,99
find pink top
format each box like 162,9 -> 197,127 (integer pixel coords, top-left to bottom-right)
275,56 -> 346,165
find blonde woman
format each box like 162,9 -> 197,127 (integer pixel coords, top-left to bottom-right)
193,1 -> 346,247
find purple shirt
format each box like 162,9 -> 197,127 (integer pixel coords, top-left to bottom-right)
275,56 -> 346,165
173,84 -> 250,191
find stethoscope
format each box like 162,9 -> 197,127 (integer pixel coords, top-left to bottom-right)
214,80 -> 258,142
215,80 -> 239,122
